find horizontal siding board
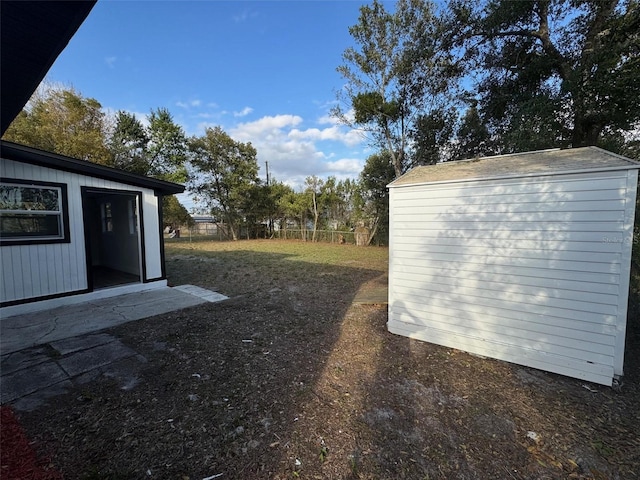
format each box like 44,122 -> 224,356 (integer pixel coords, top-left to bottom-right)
393,251 -> 621,275
394,172 -> 628,197
394,283 -> 617,317
394,179 -> 628,203
390,308 -> 615,363
393,258 -> 620,285
393,237 -> 622,255
387,320 -> 614,386
388,166 -> 636,386
390,297 -> 617,337
393,266 -> 620,296
393,199 -> 625,215
393,241 -> 619,264
394,285 -> 616,323
392,294 -> 617,345
394,221 -> 623,233
394,228 -> 622,244
393,209 -> 623,223
393,274 -> 618,307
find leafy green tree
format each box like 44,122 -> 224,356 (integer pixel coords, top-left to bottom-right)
412,106 -> 458,164
320,176 -> 358,230
277,188 -> 309,238
334,0 -> 458,178
146,108 -> 188,182
3,84 -> 109,163
162,195 -> 194,230
335,178 -> 359,230
266,180 -> 293,236
454,102 -> 494,159
188,126 -> 259,241
446,0 -> 640,149
108,110 -> 149,175
108,108 -> 188,180
358,151 -> 396,245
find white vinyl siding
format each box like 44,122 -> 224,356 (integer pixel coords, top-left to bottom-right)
0,158 -> 162,303
388,169 -> 638,386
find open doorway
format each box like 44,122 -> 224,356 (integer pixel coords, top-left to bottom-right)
82,188 -> 144,290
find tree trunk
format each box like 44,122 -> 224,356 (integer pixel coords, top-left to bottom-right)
311,190 -> 319,242
366,217 -> 380,246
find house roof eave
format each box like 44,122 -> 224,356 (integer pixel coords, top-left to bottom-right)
1,141 -> 185,196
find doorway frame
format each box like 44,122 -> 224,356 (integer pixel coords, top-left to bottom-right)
81,186 -> 146,292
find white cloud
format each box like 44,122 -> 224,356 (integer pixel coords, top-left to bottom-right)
231,114 -> 303,141
223,114 -> 367,188
176,99 -> 202,109
288,125 -> 363,147
233,106 -> 253,117
325,158 -> 364,174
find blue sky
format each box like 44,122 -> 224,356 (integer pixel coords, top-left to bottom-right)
44,0 -> 377,209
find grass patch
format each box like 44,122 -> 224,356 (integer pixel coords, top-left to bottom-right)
165,238 -> 388,270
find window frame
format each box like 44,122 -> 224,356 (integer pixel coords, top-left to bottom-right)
0,178 -> 71,245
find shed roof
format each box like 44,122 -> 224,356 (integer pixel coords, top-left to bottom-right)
1,141 -> 185,196
389,147 -> 640,187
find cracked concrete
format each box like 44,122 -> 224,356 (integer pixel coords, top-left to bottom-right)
0,332 -> 142,411
0,285 -> 226,355
0,285 -> 228,411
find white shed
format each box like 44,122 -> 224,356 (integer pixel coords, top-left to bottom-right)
387,147 -> 639,386
0,141 -> 184,313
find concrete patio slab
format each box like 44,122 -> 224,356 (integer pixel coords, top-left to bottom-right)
1,361 -> 69,403
0,285 -> 222,355
2,333 -> 147,410
56,341 -> 137,377
0,285 -> 228,410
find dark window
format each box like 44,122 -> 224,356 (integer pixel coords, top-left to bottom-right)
0,180 -> 69,244
101,202 -> 113,233
128,198 -> 138,234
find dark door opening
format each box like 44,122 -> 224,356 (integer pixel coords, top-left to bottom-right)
82,189 -> 143,290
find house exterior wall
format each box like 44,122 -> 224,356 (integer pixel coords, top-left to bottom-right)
388,169 -> 638,386
0,157 -> 163,304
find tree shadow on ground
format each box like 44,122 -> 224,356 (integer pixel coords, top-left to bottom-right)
13,244 -> 640,479
15,246 -> 384,478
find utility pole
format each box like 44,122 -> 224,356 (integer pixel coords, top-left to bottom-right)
265,161 -> 270,186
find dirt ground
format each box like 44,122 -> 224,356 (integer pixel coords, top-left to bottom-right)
14,240 -> 640,479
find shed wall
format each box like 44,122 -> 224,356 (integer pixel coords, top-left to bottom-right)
1,158 -> 162,303
388,170 -> 637,386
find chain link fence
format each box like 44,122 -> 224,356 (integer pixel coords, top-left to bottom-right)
166,224 -> 367,245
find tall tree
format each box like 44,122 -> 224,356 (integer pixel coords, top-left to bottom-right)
334,0 -> 459,178
446,0 -> 640,149
454,102 -> 494,159
108,110 -> 149,175
188,126 -> 259,241
358,151 -> 396,245
411,106 -> 458,164
146,108 -> 188,182
305,175 -> 324,242
3,84 -> 109,163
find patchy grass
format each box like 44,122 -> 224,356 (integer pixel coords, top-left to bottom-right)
13,239 -> 640,480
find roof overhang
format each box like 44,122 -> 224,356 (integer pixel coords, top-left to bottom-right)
1,0 -> 97,135
1,141 -> 185,196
